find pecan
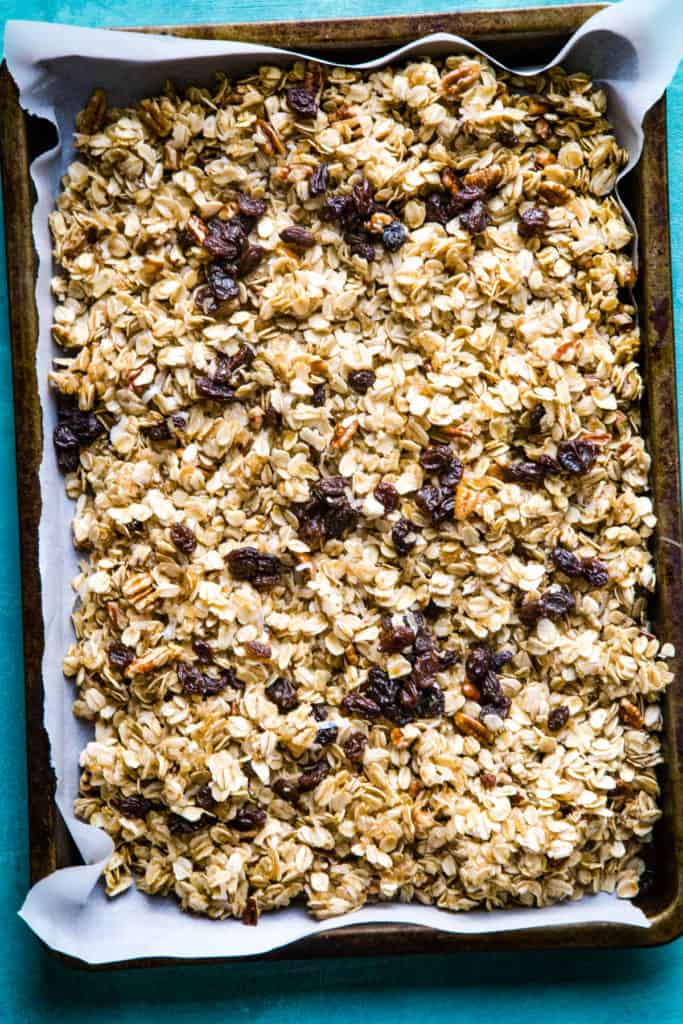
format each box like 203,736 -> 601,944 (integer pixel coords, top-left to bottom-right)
126,644 -> 178,677
256,118 -> 285,156
441,62 -> 481,96
537,181 -> 571,206
462,682 -> 482,702
454,481 -> 479,521
619,699 -> 644,730
331,420 -> 359,449
441,167 -> 460,194
137,98 -> 172,136
122,571 -> 158,610
462,165 -> 503,192
76,88 -> 107,134
454,711 -> 492,743
185,215 -> 208,246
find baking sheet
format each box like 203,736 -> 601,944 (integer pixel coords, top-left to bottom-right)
4,0 -> 683,963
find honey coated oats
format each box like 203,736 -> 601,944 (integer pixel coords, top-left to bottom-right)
48,55 -> 674,923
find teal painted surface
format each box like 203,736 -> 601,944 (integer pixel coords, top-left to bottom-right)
1,0 -> 682,1019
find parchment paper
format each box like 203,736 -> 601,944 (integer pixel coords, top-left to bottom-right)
4,0 -> 683,964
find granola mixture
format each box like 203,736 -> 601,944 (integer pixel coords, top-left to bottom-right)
49,55 -> 674,923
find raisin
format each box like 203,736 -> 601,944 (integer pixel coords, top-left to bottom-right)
379,616 -> 416,653
347,234 -> 376,261
167,812 -> 210,835
108,642 -> 135,671
242,897 -> 259,926
53,401 -> 105,472
352,179 -> 375,218
272,778 -> 299,804
581,557 -> 609,588
321,194 -> 353,223
286,87 -> 318,118
343,731 -> 368,762
311,383 -> 327,407
392,518 -> 418,556
518,601 -> 543,628
539,588 -> 575,617
280,225 -> 316,249
556,439 -> 597,475
142,419 -> 172,442
316,724 -> 339,746
412,652 -> 441,688
245,640 -> 271,660
309,163 -> 329,197
374,482 -> 399,512
415,484 -> 453,526
265,676 -> 298,712
450,186 -> 486,210
425,191 -> 455,225
497,127 -> 517,147
239,243 -> 266,276
263,402 -> 283,429
347,369 -> 376,394
204,218 -> 247,261
53,424 -> 81,472
227,547 -> 285,590
518,206 -> 548,238
398,678 -> 420,711
171,413 -> 187,431
479,671 -> 502,704
191,639 -> 213,665
419,444 -> 454,473
382,221 -> 408,252
170,523 -> 197,555
298,761 -> 329,792
230,803 -> 267,832
460,199 -> 490,233
466,647 -> 492,685
528,404 -> 545,433
178,663 -> 205,696
492,649 -> 513,671
195,783 -> 215,810
196,376 -> 236,403
502,460 -> 547,485
552,546 -> 583,577
548,706 -> 570,732
116,794 -> 154,818
206,263 -> 239,302
203,668 -> 237,695
311,703 -> 328,721
294,476 -> 358,548
195,285 -> 219,315
238,194 -> 267,221
341,691 -> 382,720
417,684 -> 445,718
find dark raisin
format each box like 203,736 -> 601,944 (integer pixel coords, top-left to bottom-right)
518,206 -> 549,238
548,706 -> 570,732
347,234 -> 376,261
238,194 -> 267,221
398,678 -> 420,711
311,383 -> 327,407
316,724 -> 338,746
53,424 -> 81,472
581,557 -> 609,588
450,186 -> 486,210
286,87 -> 318,118
556,439 -> 597,475
170,523 -> 197,555
294,476 -> 358,547
538,587 -> 575,617
538,454 -> 562,475
57,401 -> 105,445
178,663 -> 205,696
382,221 -> 408,252
439,649 -> 458,670
311,703 -> 328,722
204,218 -> 247,261
341,691 -> 382,720
417,684 -> 445,718
460,199 -> 490,234
439,459 -> 463,488
206,263 -> 239,302
298,761 -> 329,792
321,194 -> 353,223
196,375 -> 237,403
195,285 -> 219,315
413,652 -> 442,689
479,671 -> 502,704
492,649 -> 513,671
379,617 -> 416,653
501,460 -> 548,486
552,546 -> 584,577
171,413 -> 187,431
309,163 -> 330,197
265,676 -> 298,712
415,483 -> 442,518
518,600 -> 543,627
392,518 -> 418,556
116,794 -> 154,818
142,419 -> 172,442
245,640 -> 271,660
195,783 -> 215,810
352,179 -> 374,218
230,803 -> 267,832
347,369 -> 376,394
108,642 -> 135,671
272,778 -> 299,804
192,638 -> 214,663
466,647 -> 492,684
528,404 -> 545,433
280,225 -> 316,249
343,731 -> 368,762
242,897 -> 259,926
263,402 -> 283,429
374,482 -> 399,512
167,812 -> 210,835
203,668 -> 236,696
420,444 -> 453,472
239,243 -> 266,276
425,191 -> 454,225
227,547 -> 285,590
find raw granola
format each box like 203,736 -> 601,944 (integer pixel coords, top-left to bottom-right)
49,55 -> 674,923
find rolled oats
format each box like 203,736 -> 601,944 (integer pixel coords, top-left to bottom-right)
52,55 -> 673,924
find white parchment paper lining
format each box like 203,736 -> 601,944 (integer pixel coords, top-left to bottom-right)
4,0 -> 683,963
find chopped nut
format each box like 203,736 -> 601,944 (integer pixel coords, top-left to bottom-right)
76,88 -> 107,134
462,165 -> 503,191
537,180 -> 571,205
454,712 -> 492,743
619,699 -> 644,729
331,420 -> 358,449
454,481 -> 479,521
441,62 -> 481,96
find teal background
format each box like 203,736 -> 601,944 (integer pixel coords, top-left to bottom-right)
1,0 -> 682,1019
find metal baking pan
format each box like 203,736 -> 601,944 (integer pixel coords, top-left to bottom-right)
1,3 -> 682,964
